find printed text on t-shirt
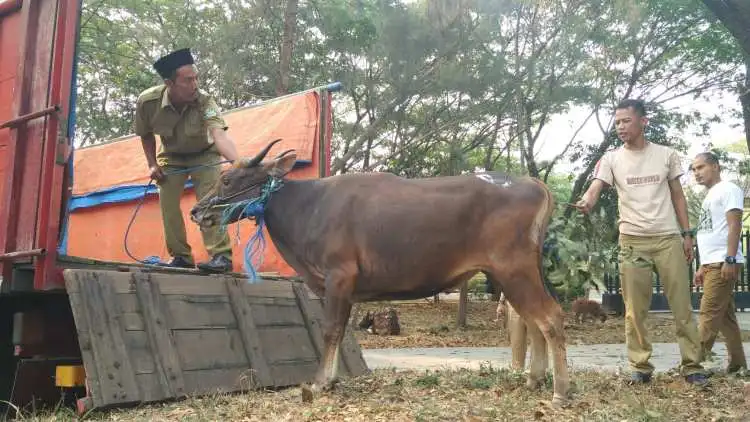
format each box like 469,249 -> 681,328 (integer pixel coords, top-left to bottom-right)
626,175 -> 660,185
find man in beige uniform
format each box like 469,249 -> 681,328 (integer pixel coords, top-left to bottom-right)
575,99 -> 707,385
134,48 -> 239,272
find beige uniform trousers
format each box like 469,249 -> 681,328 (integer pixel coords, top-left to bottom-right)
618,234 -> 703,376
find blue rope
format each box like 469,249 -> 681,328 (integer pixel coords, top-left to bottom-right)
219,177 -> 283,282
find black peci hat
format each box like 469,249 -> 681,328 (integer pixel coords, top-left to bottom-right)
153,48 -> 195,79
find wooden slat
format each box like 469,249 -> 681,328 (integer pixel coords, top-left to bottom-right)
65,289 -> 104,408
74,271 -> 140,404
225,277 -> 274,387
292,283 -> 325,360
132,271 -> 186,399
63,268 -> 298,294
339,324 -> 370,376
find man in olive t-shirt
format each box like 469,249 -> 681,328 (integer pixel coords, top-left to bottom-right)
134,48 -> 240,273
574,99 -> 707,386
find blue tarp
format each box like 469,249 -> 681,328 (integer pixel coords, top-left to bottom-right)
67,159 -> 312,212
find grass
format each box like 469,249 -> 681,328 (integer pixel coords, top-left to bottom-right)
13,367 -> 750,421
12,297 -> 750,421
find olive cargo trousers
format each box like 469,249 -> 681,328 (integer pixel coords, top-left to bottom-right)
156,150 -> 232,263
618,234 -> 704,376
698,263 -> 747,371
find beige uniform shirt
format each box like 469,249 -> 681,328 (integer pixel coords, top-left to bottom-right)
593,142 -> 683,237
134,85 -> 227,157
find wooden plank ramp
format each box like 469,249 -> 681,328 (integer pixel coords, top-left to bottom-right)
63,268 -> 368,410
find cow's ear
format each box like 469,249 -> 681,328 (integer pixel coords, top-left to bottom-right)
268,152 -> 297,178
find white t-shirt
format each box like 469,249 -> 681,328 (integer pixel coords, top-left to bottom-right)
696,180 -> 745,264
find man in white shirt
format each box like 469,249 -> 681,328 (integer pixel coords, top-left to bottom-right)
691,152 -> 747,374
575,99 -> 706,386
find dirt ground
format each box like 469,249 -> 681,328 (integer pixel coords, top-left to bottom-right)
32,368 -> 750,422
351,299 -> 750,349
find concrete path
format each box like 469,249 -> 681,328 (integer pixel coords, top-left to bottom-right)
362,343 -> 750,373
362,312 -> 750,373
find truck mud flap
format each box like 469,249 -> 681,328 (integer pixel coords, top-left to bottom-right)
63,269 -> 368,411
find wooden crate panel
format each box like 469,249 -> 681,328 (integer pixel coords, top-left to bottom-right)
257,326 -> 318,363
165,295 -> 236,329
62,269 -> 369,411
173,329 -> 248,371
250,303 -> 306,327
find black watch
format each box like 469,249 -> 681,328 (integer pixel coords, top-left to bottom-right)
725,256 -> 737,264
680,229 -> 694,238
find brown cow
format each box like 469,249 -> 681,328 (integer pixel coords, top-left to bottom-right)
190,140 -> 570,405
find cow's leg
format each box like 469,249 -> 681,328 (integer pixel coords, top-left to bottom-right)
312,270 -> 355,392
489,266 -> 569,406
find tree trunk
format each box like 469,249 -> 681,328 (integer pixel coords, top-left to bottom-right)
701,0 -> 750,56
742,56 -> 750,153
276,0 -> 299,96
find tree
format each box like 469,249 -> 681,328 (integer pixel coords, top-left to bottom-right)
700,0 -> 750,160
276,0 -> 300,96
700,0 -> 750,55
564,0 -> 742,216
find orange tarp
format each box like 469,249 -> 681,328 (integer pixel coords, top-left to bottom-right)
65,90 -> 332,276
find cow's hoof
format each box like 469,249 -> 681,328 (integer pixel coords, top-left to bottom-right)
300,384 -> 315,403
311,379 -> 338,393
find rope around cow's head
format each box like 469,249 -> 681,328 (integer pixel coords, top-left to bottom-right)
215,176 -> 284,282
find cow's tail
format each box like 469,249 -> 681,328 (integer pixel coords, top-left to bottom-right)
529,177 -> 559,303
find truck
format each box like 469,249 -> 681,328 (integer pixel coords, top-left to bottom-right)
0,0 -> 366,415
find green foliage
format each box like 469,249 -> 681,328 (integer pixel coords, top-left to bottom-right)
545,206 -> 619,302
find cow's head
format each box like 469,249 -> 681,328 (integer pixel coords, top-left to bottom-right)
190,139 -> 296,228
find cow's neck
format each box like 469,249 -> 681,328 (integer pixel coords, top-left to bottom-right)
262,179 -> 320,249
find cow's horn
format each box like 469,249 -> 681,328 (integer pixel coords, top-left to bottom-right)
274,149 -> 296,160
243,138 -> 283,167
